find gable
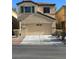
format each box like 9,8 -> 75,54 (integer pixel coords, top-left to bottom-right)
56,6 -> 66,21
21,13 -> 55,24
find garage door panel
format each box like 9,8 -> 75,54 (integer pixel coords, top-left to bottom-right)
22,24 -> 52,35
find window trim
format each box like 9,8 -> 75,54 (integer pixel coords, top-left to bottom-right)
32,6 -> 35,13
20,6 -> 24,13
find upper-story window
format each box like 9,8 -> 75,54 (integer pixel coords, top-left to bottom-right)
20,6 -> 35,13
43,7 -> 50,13
25,6 -> 31,13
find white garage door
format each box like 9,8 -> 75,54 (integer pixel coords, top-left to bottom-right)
22,23 -> 52,35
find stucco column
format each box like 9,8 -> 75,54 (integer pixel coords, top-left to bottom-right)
52,21 -> 56,34
19,21 -> 21,36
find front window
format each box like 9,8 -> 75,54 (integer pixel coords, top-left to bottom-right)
20,6 -> 35,13
43,7 -> 50,13
25,6 -> 31,13
24,6 -> 35,13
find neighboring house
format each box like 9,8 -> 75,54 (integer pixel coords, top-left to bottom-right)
16,0 -> 56,36
12,10 -> 19,36
56,5 -> 66,33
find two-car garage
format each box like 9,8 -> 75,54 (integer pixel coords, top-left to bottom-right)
21,23 -> 52,35
20,13 -> 56,35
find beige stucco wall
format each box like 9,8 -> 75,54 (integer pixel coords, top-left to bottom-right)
17,2 -> 56,18
37,6 -> 55,14
37,6 -> 43,13
20,14 -> 56,35
37,6 -> 56,18
52,21 -> 56,34
21,14 -> 53,24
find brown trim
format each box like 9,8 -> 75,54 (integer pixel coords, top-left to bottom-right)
38,3 -> 55,6
17,1 -> 55,6
37,12 -> 56,20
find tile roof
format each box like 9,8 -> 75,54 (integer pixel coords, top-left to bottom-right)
17,1 -> 55,6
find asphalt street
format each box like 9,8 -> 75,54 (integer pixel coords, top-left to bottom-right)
12,45 -> 66,59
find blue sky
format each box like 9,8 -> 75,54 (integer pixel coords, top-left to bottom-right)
12,0 -> 66,10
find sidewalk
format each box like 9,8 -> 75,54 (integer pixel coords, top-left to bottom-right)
20,35 -> 63,45
12,35 -> 65,45
12,36 -> 24,45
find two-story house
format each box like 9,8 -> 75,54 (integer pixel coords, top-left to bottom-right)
16,0 -> 56,36
56,5 -> 66,34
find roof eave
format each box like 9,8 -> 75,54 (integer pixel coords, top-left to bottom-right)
37,12 -> 56,20
16,1 -> 55,6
